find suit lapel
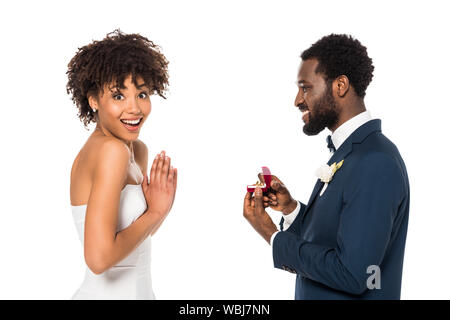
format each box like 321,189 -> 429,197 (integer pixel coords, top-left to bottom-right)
301,140 -> 353,221
300,119 -> 382,223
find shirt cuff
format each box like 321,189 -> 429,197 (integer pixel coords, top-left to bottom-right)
270,231 -> 279,246
282,200 -> 301,231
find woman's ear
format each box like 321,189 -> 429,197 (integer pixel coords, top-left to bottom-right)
87,93 -> 99,112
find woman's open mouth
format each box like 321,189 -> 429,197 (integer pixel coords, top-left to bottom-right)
120,117 -> 143,132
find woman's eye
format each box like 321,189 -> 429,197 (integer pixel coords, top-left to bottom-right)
138,92 -> 148,99
113,94 -> 124,100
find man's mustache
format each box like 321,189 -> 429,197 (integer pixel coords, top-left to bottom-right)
297,103 -> 309,112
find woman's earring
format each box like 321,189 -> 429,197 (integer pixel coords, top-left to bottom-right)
92,108 -> 97,112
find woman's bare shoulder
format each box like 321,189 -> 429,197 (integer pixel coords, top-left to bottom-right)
134,139 -> 148,155
71,135 -> 130,205
84,135 -> 131,166
88,137 -> 131,204
93,137 -> 131,172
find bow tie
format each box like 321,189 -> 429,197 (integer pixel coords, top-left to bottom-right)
326,135 -> 336,153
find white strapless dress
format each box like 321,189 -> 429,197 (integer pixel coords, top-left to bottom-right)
71,184 -> 155,300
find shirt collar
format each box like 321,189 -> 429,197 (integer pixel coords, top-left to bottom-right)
331,110 -> 372,151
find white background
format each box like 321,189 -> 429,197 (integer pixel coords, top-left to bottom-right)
0,0 -> 449,299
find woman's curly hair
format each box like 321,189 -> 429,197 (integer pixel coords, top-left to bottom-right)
66,29 -> 169,128
301,34 -> 374,98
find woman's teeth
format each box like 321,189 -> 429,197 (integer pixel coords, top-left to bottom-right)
121,119 -> 141,125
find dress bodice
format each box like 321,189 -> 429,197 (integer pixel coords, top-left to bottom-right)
71,184 -> 154,299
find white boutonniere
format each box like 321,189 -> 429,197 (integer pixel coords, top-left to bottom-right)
315,160 -> 344,196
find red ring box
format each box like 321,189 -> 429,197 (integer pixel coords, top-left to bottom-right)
247,166 -> 272,193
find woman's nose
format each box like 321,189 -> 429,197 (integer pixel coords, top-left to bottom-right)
127,97 -> 141,113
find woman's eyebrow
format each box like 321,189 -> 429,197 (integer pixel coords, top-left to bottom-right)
136,83 -> 149,89
107,85 -> 121,92
108,84 -> 148,92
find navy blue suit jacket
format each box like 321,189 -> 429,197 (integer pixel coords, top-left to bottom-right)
272,119 -> 410,299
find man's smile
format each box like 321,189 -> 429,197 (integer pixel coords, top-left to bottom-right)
298,104 -> 310,122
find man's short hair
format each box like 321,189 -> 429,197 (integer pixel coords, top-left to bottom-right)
301,34 -> 374,98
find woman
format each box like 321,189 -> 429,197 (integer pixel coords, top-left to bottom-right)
67,29 -> 177,299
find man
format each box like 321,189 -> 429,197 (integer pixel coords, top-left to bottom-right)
243,34 -> 410,300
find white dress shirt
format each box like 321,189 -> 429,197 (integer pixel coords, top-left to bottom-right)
270,110 -> 373,246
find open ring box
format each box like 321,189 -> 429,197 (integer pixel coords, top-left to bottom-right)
247,166 -> 272,193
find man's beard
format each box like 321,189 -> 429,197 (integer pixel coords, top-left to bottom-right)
302,84 -> 339,136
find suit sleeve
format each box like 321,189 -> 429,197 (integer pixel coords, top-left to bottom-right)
272,153 -> 405,295
279,201 -> 307,233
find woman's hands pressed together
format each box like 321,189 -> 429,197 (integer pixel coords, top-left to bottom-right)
141,151 -> 177,218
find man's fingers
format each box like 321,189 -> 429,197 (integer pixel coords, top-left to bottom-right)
258,173 -> 266,185
263,201 -> 277,207
244,192 -> 252,207
266,192 -> 277,200
264,200 -> 277,206
271,175 -> 282,183
254,187 -> 264,212
270,175 -> 286,193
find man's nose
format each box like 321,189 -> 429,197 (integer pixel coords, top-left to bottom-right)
294,90 -> 304,107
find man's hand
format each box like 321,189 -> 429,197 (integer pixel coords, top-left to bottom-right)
259,174 -> 297,215
243,187 -> 278,244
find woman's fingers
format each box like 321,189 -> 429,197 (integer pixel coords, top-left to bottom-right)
141,174 -> 148,190
172,167 -> 178,199
167,167 -> 178,212
161,155 -> 171,187
173,168 -> 178,191
151,150 -> 175,193
167,165 -> 174,186
155,151 -> 165,185
150,153 -> 159,182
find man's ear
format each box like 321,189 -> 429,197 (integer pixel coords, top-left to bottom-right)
335,75 -> 350,97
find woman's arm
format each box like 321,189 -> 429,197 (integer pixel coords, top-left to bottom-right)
135,139 -> 177,236
83,139 -> 172,274
149,166 -> 177,236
